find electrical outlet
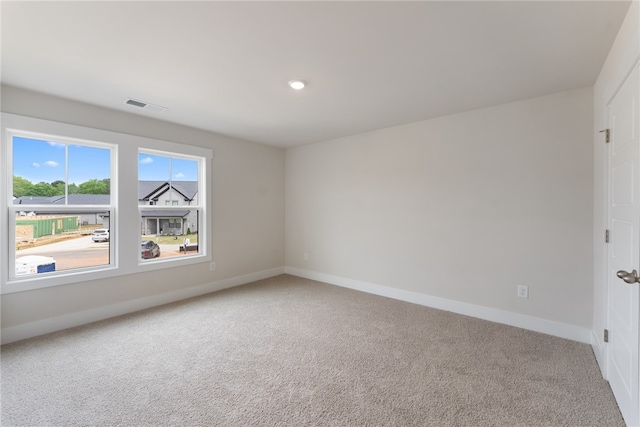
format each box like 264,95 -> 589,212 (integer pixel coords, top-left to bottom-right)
517,285 -> 528,299
303,252 -> 309,261
210,262 -> 216,271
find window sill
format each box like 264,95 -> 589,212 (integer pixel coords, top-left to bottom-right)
2,253 -> 212,294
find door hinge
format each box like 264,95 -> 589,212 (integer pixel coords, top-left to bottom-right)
604,329 -> 609,343
605,229 -> 610,243
599,129 -> 610,143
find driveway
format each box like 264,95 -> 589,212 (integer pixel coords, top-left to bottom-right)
16,236 -> 186,272
17,235 -> 99,255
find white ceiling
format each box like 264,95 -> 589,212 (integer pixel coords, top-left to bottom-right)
1,1 -> 631,148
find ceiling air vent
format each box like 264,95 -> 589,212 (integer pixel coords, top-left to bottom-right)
125,98 -> 167,113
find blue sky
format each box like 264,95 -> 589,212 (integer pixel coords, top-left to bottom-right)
13,137 -> 110,184
13,137 -> 198,183
138,153 -> 198,181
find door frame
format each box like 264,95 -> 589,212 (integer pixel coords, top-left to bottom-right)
601,57 -> 640,424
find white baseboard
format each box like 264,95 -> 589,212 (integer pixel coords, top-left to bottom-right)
591,330 -> 607,378
1,267 -> 284,345
3,266 -> 593,346
285,266 -> 592,344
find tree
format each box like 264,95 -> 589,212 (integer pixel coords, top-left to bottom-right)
13,176 -> 34,198
102,178 -> 110,194
77,179 -> 109,195
51,180 -> 66,196
31,182 -> 57,197
14,177 -> 108,197
68,183 -> 79,194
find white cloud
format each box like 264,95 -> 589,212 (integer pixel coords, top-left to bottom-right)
139,157 -> 153,164
175,172 -> 186,178
31,162 -> 40,168
44,161 -> 59,167
47,141 -> 65,148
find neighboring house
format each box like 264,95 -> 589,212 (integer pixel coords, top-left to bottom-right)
100,180 -> 198,234
13,181 -> 198,235
139,181 -> 198,235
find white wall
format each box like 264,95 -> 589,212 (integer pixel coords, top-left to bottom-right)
286,87 -> 594,331
0,84 -> 597,343
592,1 -> 640,370
1,85 -> 285,334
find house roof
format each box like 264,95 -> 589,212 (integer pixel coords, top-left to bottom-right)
140,209 -> 190,218
13,182 -> 196,204
14,194 -> 110,205
53,194 -> 111,205
138,181 -> 167,200
139,181 -> 198,201
14,196 -> 64,205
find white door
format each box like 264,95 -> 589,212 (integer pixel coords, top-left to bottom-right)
607,63 -> 640,426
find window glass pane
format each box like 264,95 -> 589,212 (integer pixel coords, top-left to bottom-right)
140,213 -> 199,260
139,151 -> 200,261
11,132 -> 114,281
68,145 -> 111,204
12,137 -> 111,206
171,158 -> 199,181
15,212 -> 110,276
13,137 -> 66,203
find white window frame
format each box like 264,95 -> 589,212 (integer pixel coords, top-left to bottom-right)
138,148 -> 205,264
1,113 -> 212,294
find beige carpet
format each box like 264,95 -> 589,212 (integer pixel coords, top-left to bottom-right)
1,275 -> 624,426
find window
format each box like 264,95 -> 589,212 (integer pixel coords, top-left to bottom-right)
2,113 -> 212,294
138,151 -> 202,260
9,133 -> 115,281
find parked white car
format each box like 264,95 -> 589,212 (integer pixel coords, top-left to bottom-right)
91,228 -> 109,242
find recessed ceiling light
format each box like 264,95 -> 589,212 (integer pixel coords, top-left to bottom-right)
288,80 -> 306,90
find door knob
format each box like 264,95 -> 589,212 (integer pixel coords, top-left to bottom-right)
616,270 -> 640,284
